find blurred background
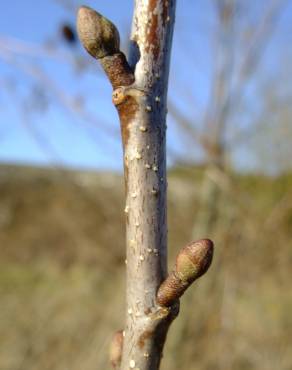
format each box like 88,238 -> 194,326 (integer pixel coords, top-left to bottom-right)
1,0 -> 292,369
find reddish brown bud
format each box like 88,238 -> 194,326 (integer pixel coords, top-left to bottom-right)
157,239 -> 214,307
176,239 -> 214,283
109,330 -> 123,369
156,272 -> 187,307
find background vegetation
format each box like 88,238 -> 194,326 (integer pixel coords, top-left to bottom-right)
0,164 -> 291,370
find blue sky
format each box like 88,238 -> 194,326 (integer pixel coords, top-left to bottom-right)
0,0 -> 291,171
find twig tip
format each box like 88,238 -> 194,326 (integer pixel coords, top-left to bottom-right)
77,5 -> 120,59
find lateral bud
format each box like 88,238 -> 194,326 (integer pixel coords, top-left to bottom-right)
157,239 -> 214,307
76,6 -> 134,88
109,330 -> 124,369
77,6 -> 120,59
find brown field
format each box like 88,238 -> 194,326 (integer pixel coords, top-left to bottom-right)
0,164 -> 291,370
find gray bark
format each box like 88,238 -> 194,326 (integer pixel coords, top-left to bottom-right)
120,2 -> 177,369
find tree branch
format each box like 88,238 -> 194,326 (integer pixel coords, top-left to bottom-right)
77,3 -> 214,370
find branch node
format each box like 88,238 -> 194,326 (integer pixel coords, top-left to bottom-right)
112,86 -> 146,106
157,239 -> 214,307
